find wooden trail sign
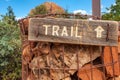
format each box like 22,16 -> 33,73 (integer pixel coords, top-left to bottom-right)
28,18 -> 118,46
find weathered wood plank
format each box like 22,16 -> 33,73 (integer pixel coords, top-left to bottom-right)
28,18 -> 118,46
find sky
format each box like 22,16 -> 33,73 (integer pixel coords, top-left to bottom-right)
0,0 -> 115,19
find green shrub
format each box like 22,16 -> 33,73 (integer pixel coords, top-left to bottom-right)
0,21 -> 21,80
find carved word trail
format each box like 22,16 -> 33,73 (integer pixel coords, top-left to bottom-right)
42,25 -> 82,38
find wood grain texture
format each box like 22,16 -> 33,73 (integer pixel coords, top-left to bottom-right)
28,18 -> 118,46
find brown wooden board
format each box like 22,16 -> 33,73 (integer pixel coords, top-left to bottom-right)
28,18 -> 118,46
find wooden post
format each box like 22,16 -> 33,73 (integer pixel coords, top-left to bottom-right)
92,0 -> 101,19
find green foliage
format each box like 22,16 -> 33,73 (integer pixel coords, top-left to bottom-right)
29,4 -> 48,16
1,6 -> 17,25
0,6 -> 21,80
102,0 -> 120,21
